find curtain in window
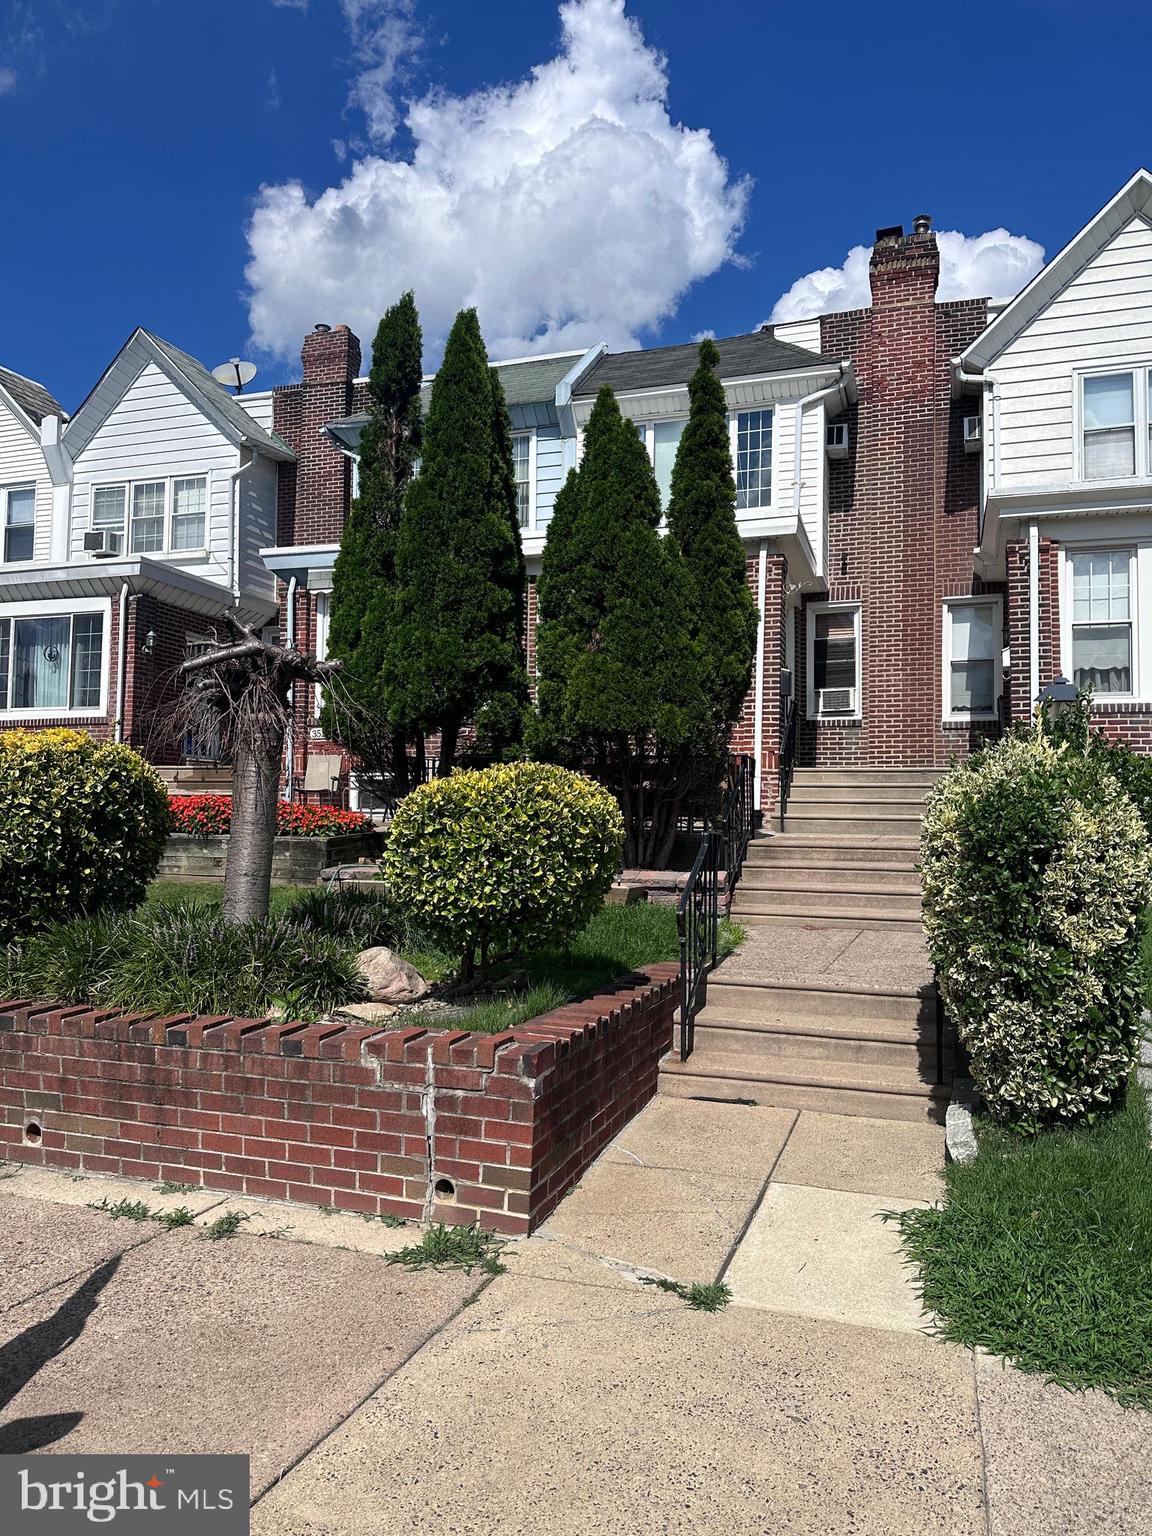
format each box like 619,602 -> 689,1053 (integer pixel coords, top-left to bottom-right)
814,610 -> 856,691
12,616 -> 69,709
1083,374 -> 1135,478
1072,549 -> 1132,692
171,477 -> 206,550
4,488 -> 35,562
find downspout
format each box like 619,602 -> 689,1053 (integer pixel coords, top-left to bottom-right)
283,575 -> 297,802
953,362 -> 1000,545
752,541 -> 768,812
1028,520 -> 1040,709
228,448 -> 256,603
113,581 -> 129,744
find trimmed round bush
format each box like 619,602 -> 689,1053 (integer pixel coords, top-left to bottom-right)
921,734 -> 1152,1129
0,729 -> 170,947
383,761 -> 624,976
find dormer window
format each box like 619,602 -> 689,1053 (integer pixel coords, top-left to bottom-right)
2,487 -> 35,563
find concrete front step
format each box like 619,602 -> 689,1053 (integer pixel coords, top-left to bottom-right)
787,785 -> 932,806
707,976 -> 935,1025
659,1056 -> 947,1124
734,887 -> 922,916
734,908 -> 925,932
746,837 -> 920,868
739,865 -> 921,894
782,814 -> 924,840
689,1018 -> 941,1072
790,768 -> 944,787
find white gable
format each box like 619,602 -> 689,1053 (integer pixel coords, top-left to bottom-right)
0,391 -> 54,564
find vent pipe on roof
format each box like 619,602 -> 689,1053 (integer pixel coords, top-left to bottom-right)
313,323 -> 332,334
913,213 -> 933,235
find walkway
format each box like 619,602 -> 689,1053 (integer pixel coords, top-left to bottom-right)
2,1101 -> 1150,1533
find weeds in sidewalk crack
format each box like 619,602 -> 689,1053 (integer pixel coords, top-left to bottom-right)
385,1223 -> 506,1276
200,1211 -> 252,1241
639,1276 -> 732,1312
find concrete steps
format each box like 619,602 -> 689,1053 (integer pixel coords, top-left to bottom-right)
658,766 -> 947,1121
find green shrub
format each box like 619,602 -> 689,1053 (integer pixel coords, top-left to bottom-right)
921,734 -> 1152,1129
384,761 -> 624,977
0,729 -> 169,947
288,885 -> 398,950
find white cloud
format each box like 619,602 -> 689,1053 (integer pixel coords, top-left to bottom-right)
245,0 -> 750,365
0,66 -> 15,94
768,228 -> 1046,324
341,0 -> 422,147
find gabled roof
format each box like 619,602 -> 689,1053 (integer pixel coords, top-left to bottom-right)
65,329 -> 295,462
571,329 -> 836,398
962,168 -> 1152,372
0,364 -> 64,426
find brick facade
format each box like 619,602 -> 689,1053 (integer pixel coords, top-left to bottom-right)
0,966 -> 676,1236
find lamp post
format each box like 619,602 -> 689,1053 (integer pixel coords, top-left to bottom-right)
1036,674 -> 1077,719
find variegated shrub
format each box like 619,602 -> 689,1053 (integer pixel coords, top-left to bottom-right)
384,761 -> 624,979
921,735 -> 1152,1129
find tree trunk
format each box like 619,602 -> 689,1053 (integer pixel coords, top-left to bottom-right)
414,733 -> 427,785
391,726 -> 410,795
223,735 -> 282,924
438,720 -> 459,777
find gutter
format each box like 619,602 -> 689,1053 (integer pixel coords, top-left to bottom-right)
953,360 -> 1000,552
113,581 -> 129,744
227,448 -> 256,603
283,575 -> 297,802
1029,520 -> 1040,708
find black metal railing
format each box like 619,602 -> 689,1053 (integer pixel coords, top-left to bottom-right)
721,753 -> 754,898
676,829 -> 719,1061
778,693 -> 798,831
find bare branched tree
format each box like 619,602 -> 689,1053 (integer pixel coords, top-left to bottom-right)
176,613 -> 343,924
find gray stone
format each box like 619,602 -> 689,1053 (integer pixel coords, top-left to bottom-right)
945,1079 -> 980,1165
356,947 -> 429,1004
334,1001 -> 399,1023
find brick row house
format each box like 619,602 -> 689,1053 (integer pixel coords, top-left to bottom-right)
3,170 -> 1152,810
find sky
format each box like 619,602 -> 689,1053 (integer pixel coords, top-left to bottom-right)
2,0 -> 1151,411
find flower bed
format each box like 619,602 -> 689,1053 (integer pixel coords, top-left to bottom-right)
169,794 -> 370,838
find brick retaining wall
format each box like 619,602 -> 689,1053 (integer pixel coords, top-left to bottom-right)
0,965 -> 677,1236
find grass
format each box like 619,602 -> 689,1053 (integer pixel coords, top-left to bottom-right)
890,1078 -> 1152,1409
1140,909 -> 1152,1004
384,1222 -> 506,1275
638,1276 -> 732,1312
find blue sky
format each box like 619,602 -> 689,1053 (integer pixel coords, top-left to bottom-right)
2,0 -> 1150,409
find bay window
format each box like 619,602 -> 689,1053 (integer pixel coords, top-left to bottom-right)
0,610 -> 105,713
1070,548 -> 1133,694
1078,367 -> 1152,480
735,409 -> 772,510
89,475 -> 208,555
3,486 -> 35,562
943,598 -> 1001,719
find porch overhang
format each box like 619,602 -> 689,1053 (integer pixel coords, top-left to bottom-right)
260,543 -> 340,589
977,483 -> 1152,573
0,559 -> 274,625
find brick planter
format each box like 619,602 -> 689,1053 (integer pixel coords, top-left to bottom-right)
0,964 -> 677,1235
157,832 -> 382,886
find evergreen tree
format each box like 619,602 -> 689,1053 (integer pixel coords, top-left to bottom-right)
323,292 -> 422,791
535,386 -> 709,866
666,338 -> 759,734
384,308 -> 526,774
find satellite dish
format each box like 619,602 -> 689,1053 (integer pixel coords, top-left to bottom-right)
211,357 -> 258,393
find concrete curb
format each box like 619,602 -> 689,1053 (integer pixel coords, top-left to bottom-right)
944,1078 -> 979,1165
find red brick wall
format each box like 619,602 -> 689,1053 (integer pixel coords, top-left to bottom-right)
0,965 -> 676,1236
271,326 -> 362,547
800,230 -> 993,766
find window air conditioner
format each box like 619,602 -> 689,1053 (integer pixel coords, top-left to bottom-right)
83,531 -> 116,558
825,421 -> 849,460
963,416 -> 982,454
818,686 -> 855,715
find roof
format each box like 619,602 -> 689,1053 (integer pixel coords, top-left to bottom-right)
0,364 -> 64,425
962,168 -> 1152,372
65,329 -> 295,463
572,329 -> 836,398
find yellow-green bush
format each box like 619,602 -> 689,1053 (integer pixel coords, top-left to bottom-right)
921,734 -> 1152,1129
0,729 -> 170,947
384,761 -> 624,977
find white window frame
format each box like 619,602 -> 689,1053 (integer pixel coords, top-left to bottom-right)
0,596 -> 111,719
1075,366 -> 1152,482
313,590 -> 331,720
88,474 -> 210,557
629,418 -> 687,511
2,485 -> 36,565
730,407 -> 774,512
805,601 -> 862,720
511,431 -> 536,531
941,596 -> 1003,724
1060,541 -> 1147,701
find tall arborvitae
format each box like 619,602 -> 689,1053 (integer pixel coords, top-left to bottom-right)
475,365 -> 529,753
384,308 -> 526,774
667,338 -> 759,734
323,291 -> 422,791
535,386 -> 709,866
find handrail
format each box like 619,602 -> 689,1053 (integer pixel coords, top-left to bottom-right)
721,753 -> 754,897
778,696 -> 798,831
675,829 -> 719,1061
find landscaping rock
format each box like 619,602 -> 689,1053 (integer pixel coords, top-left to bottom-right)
945,1079 -> 980,1165
335,1002 -> 399,1024
356,947 -> 429,1004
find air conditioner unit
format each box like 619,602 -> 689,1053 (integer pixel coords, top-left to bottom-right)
817,686 -> 855,715
825,421 -> 849,460
963,415 -> 982,454
83,530 -> 117,558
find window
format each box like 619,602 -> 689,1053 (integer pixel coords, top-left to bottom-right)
0,611 -> 105,712
1070,548 -> 1133,694
512,434 -> 531,527
735,409 -> 772,510
3,487 -> 35,563
313,592 -> 330,719
806,603 -> 860,717
944,599 -> 1000,718
652,420 -> 685,508
1083,373 -> 1135,479
171,477 -> 206,550
90,476 -> 208,556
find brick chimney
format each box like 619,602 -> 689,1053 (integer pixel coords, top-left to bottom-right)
272,323 -> 363,547
301,322 -> 362,384
868,215 -> 940,309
